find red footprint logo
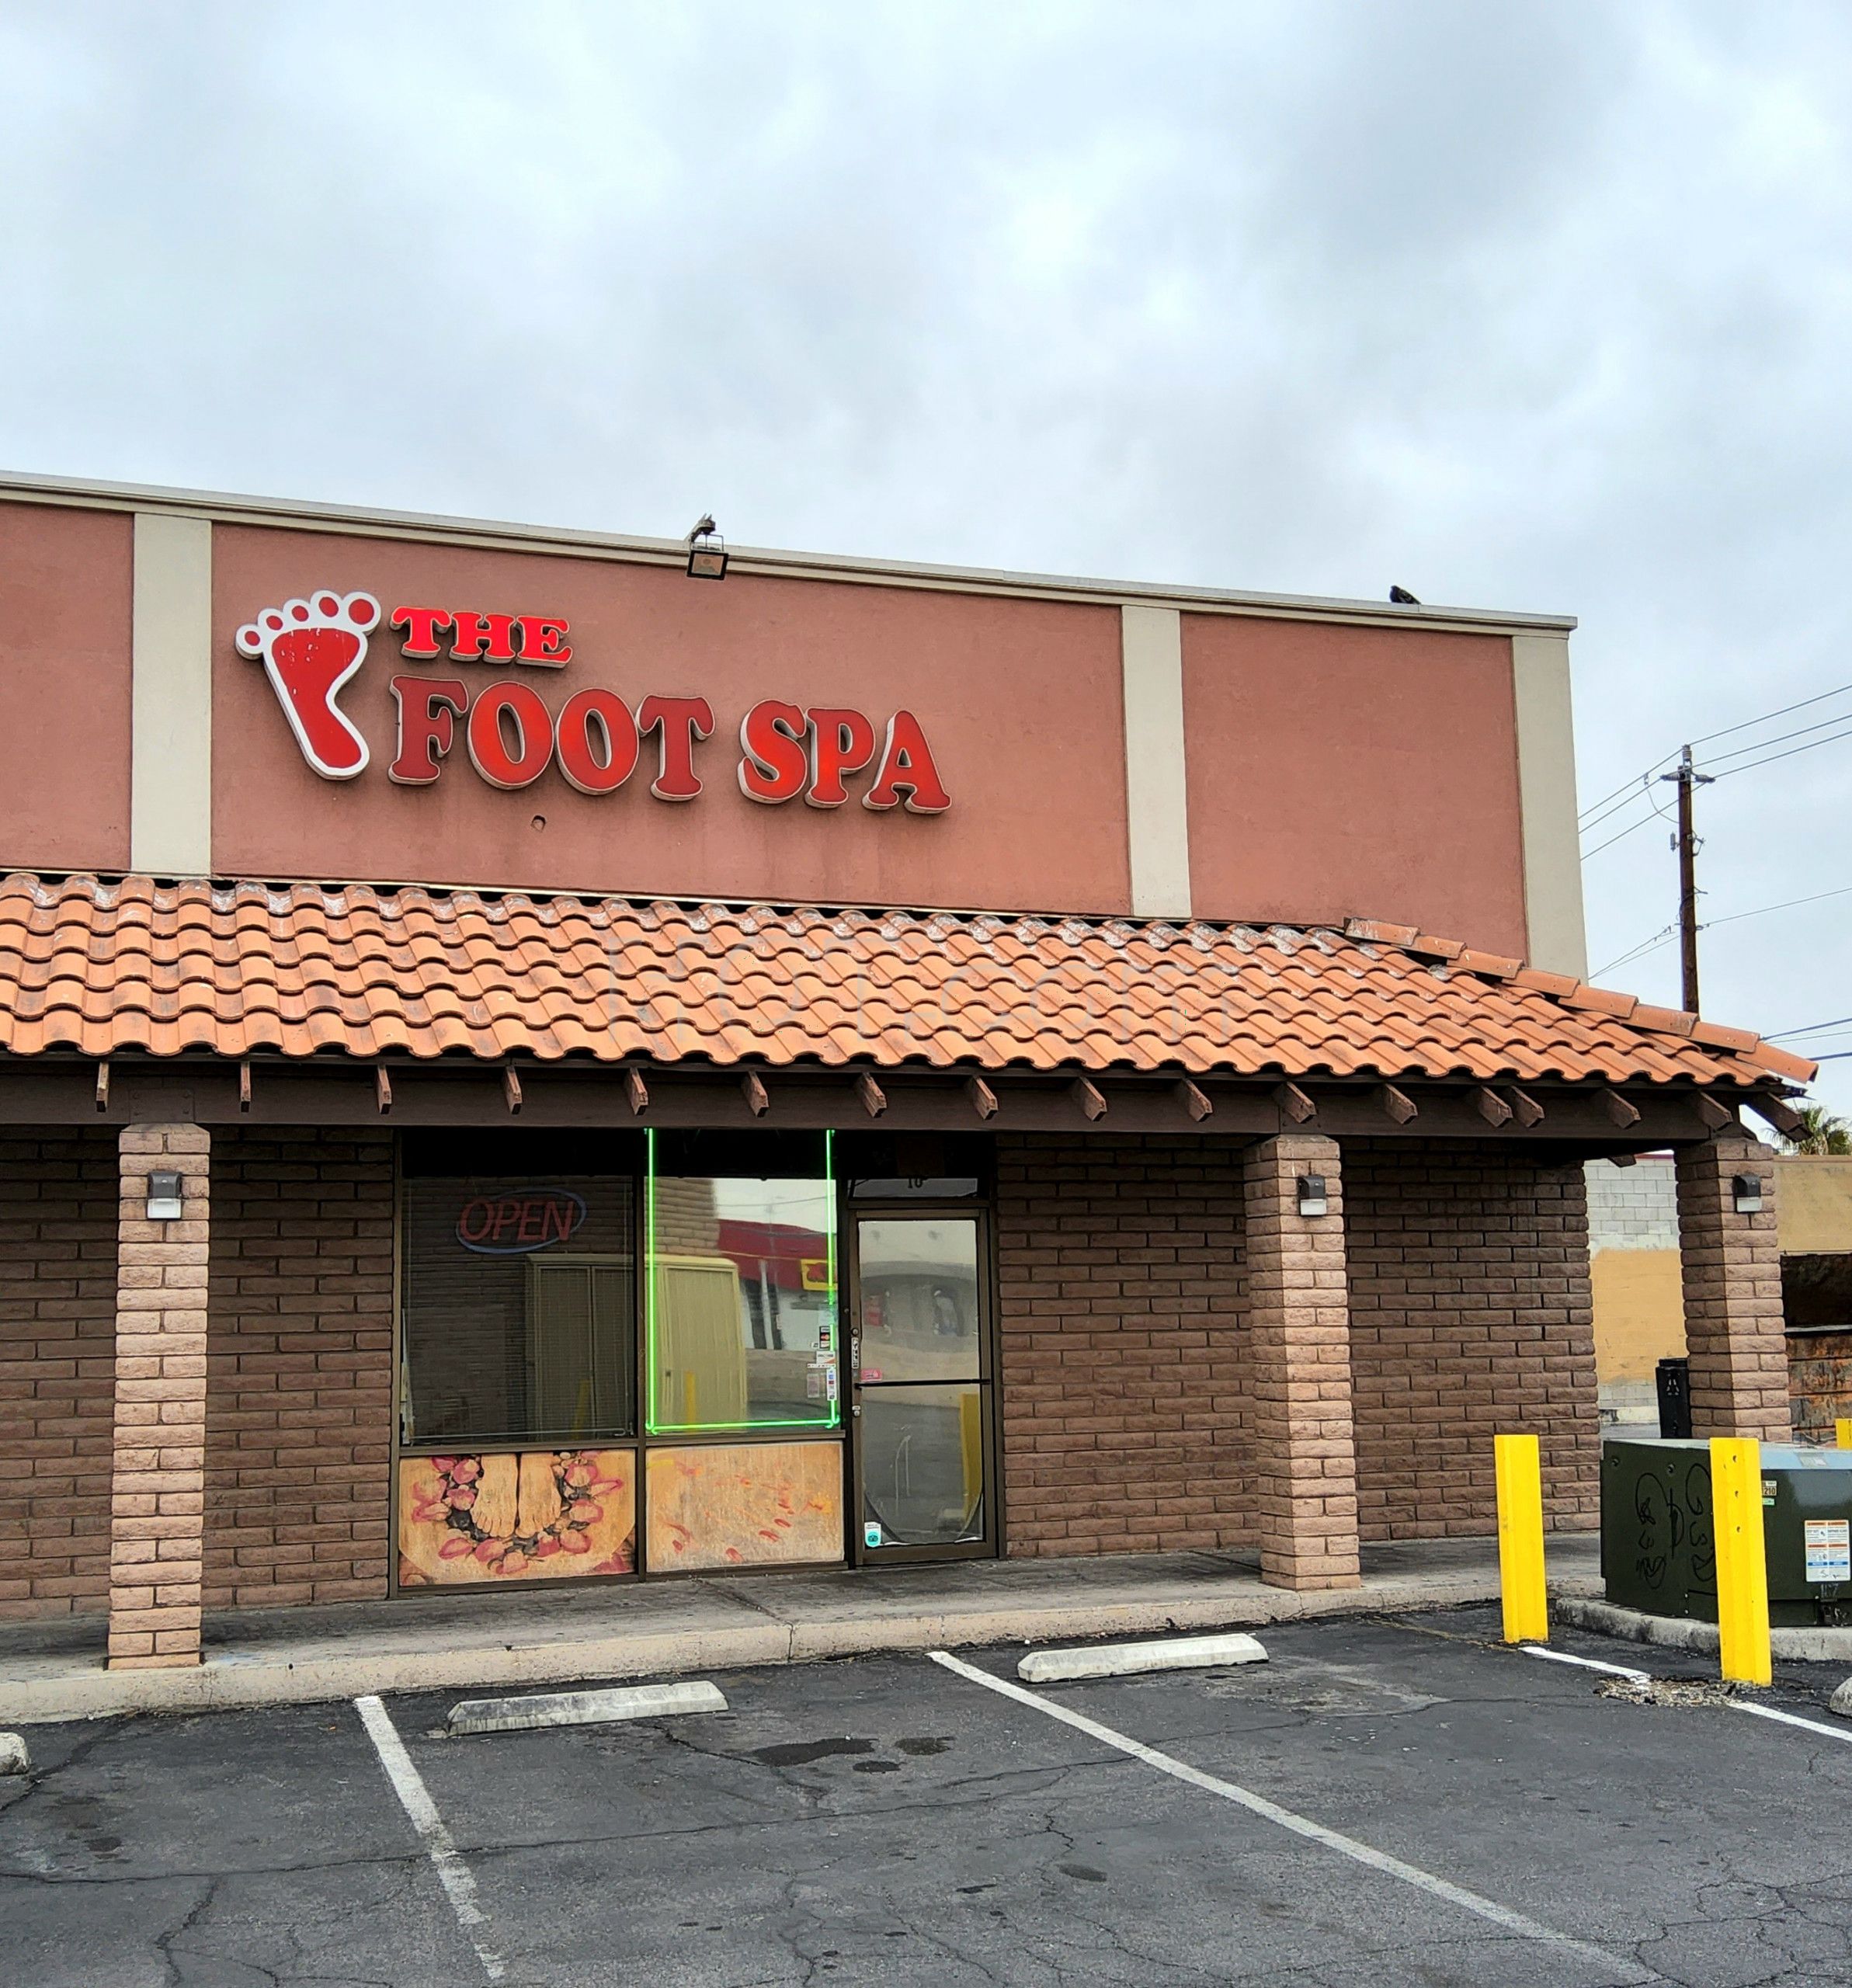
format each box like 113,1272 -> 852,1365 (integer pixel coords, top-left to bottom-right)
235,590 -> 380,780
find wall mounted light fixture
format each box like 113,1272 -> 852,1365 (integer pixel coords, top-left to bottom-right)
1732,1173 -> 1763,1214
1297,1174 -> 1329,1218
686,520 -> 728,580
146,1169 -> 184,1222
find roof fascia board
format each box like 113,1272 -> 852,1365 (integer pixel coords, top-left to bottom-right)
0,470 -> 1577,638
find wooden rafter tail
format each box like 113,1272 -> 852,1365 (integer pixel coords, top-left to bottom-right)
1610,1152 -> 1638,1167
966,1075 -> 999,1120
1470,1086 -> 1513,1127
1749,1092 -> 1804,1138
374,1065 -> 393,1114
1601,1089 -> 1642,1128
238,1061 -> 253,1114
1072,1076 -> 1107,1122
94,1061 -> 109,1114
624,1067 -> 649,1117
503,1066 -> 523,1115
741,1071 -> 770,1118
856,1072 -> 888,1118
1274,1081 -> 1316,1124
1507,1086 -> 1544,1127
1378,1083 -> 1418,1124
1176,1078 -> 1213,1121
1694,1093 -> 1733,1131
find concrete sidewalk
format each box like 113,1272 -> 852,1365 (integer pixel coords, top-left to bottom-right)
0,1532 -> 1600,1724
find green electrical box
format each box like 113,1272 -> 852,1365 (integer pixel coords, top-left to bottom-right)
1602,1438 -> 1852,1627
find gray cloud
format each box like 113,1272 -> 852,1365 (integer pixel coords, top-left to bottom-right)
4,0 -> 1850,1104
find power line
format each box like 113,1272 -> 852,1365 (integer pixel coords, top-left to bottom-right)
1699,707 -> 1852,770
1767,1010 -> 1852,1041
1590,926 -> 1678,980
1578,678 -> 1852,826
1579,768 -> 1679,841
1590,882 -> 1852,988
1708,721 -> 1852,783
1582,811 -> 1666,861
1581,721 -> 1852,863
1580,770 -> 1674,837
1688,679 -> 1852,751
1707,881 -> 1852,933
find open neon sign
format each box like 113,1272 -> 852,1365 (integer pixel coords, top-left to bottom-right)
456,1189 -> 589,1255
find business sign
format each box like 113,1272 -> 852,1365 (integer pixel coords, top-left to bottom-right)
456,1188 -> 589,1255
235,590 -> 950,812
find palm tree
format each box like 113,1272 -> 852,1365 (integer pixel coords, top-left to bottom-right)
1786,1103 -> 1852,1156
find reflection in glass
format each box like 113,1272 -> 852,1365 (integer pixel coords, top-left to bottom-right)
855,1218 -> 979,1384
401,1175 -> 635,1447
648,1149 -> 839,1430
860,1383 -> 985,1547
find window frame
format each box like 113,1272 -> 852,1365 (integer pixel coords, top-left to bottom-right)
389,1129 -> 863,1596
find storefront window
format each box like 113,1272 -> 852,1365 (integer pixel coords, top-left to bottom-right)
401,1170 -> 637,1448
646,1128 -> 840,1432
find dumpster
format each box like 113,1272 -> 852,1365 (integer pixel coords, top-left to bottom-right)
1602,1437 -> 1852,1627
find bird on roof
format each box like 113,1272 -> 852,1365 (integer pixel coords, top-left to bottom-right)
688,513 -> 718,544
1388,584 -> 1420,605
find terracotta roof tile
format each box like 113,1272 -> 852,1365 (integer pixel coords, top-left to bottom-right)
0,873 -> 1812,1090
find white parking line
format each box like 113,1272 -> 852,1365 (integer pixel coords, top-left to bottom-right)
929,1649 -> 1652,1984
1520,1645 -> 1652,1684
354,1694 -> 506,1983
1730,1701 -> 1852,1747
1521,1647 -> 1852,1750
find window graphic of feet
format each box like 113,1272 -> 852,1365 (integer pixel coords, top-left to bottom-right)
235,591 -> 381,779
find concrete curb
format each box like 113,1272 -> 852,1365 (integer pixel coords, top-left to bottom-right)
446,1680 -> 727,1734
1554,1595 -> 1852,1663
1,1568 -> 1604,1725
1020,1632 -> 1267,1682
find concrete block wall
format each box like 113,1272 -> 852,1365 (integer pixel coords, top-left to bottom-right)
1584,1154 -> 1679,1249
994,1134 -> 1252,1557
5,1124 -> 1608,1614
1346,1141 -> 1600,1538
0,1132 -> 119,1620
995,1133 -> 1603,1559
203,1129 -> 396,1608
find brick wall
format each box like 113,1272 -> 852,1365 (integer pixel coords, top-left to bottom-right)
0,1131 -> 118,1619
995,1135 -> 1251,1556
1345,1141 -> 1600,1538
204,1129 -> 395,1607
996,1134 -> 1600,1560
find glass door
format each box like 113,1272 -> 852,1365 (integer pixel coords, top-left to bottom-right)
850,1211 -> 994,1562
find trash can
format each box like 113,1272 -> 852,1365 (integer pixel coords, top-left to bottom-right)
1656,1357 -> 1692,1439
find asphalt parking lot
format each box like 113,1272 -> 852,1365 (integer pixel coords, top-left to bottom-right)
4,1605 -> 1851,1987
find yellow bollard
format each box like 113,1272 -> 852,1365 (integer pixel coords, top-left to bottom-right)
1494,1433 -> 1548,1644
1710,1437 -> 1771,1687
1837,1419 -> 1851,1451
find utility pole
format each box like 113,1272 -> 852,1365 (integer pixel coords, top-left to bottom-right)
1661,745 -> 1715,1014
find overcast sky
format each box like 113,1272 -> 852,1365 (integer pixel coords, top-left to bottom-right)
5,2 -> 1850,1111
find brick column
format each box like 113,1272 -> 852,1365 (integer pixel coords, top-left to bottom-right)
1244,1134 -> 1360,1589
108,1124 -> 210,1668
1676,1132 -> 1789,1438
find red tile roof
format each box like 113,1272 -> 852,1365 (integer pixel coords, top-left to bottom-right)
0,874 -> 1814,1088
